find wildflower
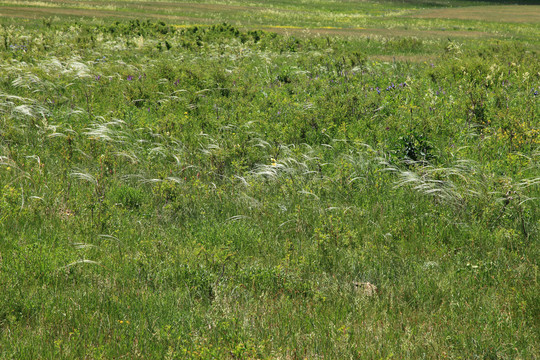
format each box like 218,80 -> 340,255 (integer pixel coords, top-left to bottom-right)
271,158 -> 277,167
127,75 -> 133,81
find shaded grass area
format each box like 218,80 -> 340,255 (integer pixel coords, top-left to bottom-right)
0,4 -> 539,360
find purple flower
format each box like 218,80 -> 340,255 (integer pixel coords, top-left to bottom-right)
174,79 -> 180,86
127,75 -> 133,81
95,75 -> 101,81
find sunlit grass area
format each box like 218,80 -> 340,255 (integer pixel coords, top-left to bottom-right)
1,0 -> 539,45
0,1 -> 538,359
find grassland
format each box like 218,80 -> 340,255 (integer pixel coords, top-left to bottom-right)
2,0 -> 540,42
0,0 -> 539,359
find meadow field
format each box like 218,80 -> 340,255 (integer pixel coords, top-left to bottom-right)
0,0 -> 539,358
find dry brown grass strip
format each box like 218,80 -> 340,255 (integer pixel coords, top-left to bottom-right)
261,26 -> 495,40
411,5 -> 540,23
0,5 -> 210,22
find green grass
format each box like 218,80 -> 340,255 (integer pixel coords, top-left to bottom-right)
0,1 -> 539,359
1,0 -> 539,46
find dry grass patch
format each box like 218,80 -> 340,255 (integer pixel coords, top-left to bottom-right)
0,5 -> 210,22
2,0 -> 257,12
411,5 -> 540,23
261,25 -> 495,40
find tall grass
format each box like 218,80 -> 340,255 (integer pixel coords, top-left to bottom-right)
0,13 -> 538,359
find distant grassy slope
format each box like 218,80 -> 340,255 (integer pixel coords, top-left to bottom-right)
413,5 -> 540,22
0,0 -> 539,51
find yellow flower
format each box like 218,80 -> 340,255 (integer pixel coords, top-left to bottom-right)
271,158 -> 277,167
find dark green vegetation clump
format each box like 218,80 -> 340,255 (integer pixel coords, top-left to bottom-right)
0,14 -> 538,359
